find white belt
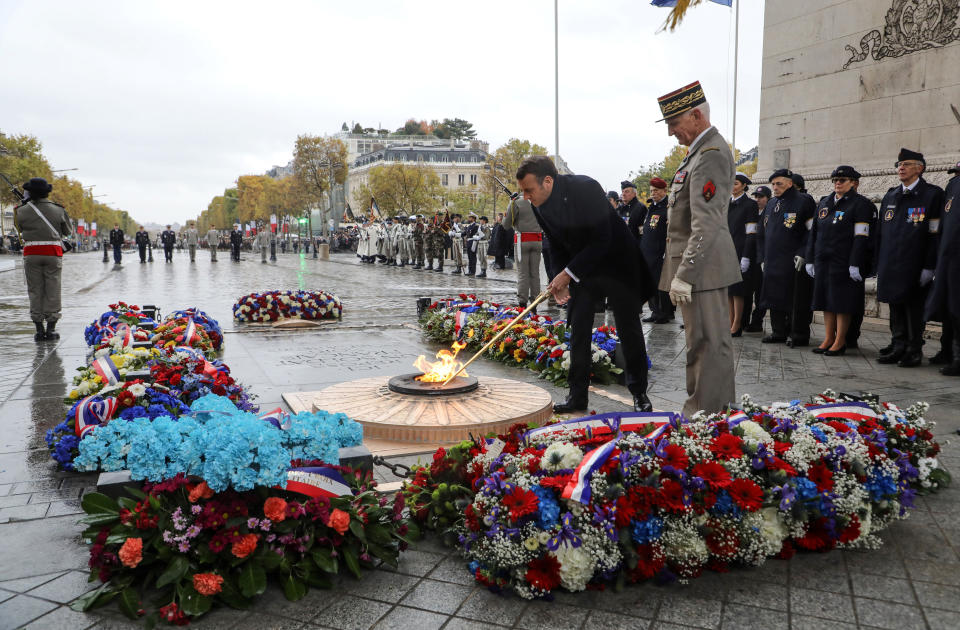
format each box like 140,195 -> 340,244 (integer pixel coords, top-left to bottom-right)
24,240 -> 61,246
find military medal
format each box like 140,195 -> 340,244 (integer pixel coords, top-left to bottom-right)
673,171 -> 688,185
833,210 -> 845,224
946,198 -> 953,213
784,212 -> 796,228
649,215 -> 660,228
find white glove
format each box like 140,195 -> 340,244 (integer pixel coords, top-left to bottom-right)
805,263 -> 815,278
849,266 -> 862,282
760,262 -> 765,273
740,257 -> 750,274
669,277 -> 693,306
794,256 -> 805,272
920,269 -> 935,286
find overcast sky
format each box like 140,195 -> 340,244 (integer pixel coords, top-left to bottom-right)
0,0 -> 764,224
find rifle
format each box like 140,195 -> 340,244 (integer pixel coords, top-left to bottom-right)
492,175 -> 520,201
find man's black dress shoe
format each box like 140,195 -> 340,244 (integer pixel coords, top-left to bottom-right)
786,338 -> 809,348
633,393 -> 653,412
898,352 -> 922,368
642,315 -> 656,323
930,350 -> 953,365
762,335 -> 787,344
878,351 -> 904,364
553,398 -> 588,414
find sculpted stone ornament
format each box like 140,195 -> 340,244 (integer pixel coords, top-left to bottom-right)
843,0 -> 960,69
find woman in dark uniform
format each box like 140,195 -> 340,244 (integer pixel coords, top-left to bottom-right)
727,173 -> 758,335
805,166 -> 875,355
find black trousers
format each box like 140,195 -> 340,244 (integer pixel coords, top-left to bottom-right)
466,246 -> 477,274
231,244 -> 241,261
940,318 -> 954,357
164,246 -> 173,262
648,290 -> 674,319
770,269 -> 813,341
112,243 -> 122,263
138,245 -> 147,262
888,296 -> 926,354
746,265 -> 765,327
567,276 -> 648,401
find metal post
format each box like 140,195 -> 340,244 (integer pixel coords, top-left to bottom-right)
102,239 -> 109,262
554,0 -> 560,165
270,238 -> 276,261
732,0 -> 739,154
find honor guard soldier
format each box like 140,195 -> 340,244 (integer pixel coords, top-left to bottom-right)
875,148 -> 944,367
805,166 -> 875,355
425,211 -> 446,271
471,216 -> 490,278
657,81 -> 740,416
758,169 -> 816,347
185,222 -> 199,262
206,224 -> 219,261
728,173 -> 759,335
745,186 -> 771,332
464,212 -> 479,275
412,215 -> 426,269
637,177 -> 673,323
161,225 -> 176,262
257,222 -> 271,262
620,180 -> 645,227
14,178 -> 72,341
229,224 -> 242,261
109,223 -> 124,264
516,155 -> 654,414
926,160 -> 960,375
503,196 -> 543,308
135,226 -> 150,263
449,214 -> 465,274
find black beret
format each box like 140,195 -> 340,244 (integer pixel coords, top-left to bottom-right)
735,173 -> 752,186
830,165 -> 861,180
768,169 -> 793,182
607,191 -> 620,201
791,173 -> 806,190
479,216 -> 489,221
897,147 -> 925,166
23,177 -> 52,196
620,180 -> 636,190
752,185 -> 772,198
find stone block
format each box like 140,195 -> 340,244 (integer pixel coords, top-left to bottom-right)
339,444 -> 372,473
95,470 -> 139,500
123,369 -> 151,381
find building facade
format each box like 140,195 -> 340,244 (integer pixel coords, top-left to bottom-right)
757,0 -> 960,201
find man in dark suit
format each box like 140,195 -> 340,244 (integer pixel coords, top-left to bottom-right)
516,156 -> 654,413
134,226 -> 150,263
109,223 -> 124,264
230,225 -> 243,261
161,225 -> 176,262
634,177 -> 672,323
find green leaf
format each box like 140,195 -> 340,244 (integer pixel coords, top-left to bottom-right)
79,513 -> 121,526
312,547 -> 337,574
348,519 -> 367,543
81,492 -> 119,515
341,545 -> 362,579
305,571 -> 333,589
155,556 -> 190,589
124,486 -> 148,500
217,577 -> 252,610
117,587 -> 141,620
404,520 -> 422,541
178,584 -> 212,617
282,574 -> 308,601
117,496 -> 138,511
238,563 -> 267,598
68,581 -> 118,612
366,524 -> 392,545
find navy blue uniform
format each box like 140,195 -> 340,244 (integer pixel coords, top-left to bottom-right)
637,197 -> 672,320
875,177 -> 944,356
624,198 -> 647,237
161,230 -> 176,262
135,230 -> 150,263
758,187 -> 816,342
230,229 -> 242,261
926,175 -> 960,368
727,194 -> 758,298
109,228 -> 124,264
806,191 -> 874,314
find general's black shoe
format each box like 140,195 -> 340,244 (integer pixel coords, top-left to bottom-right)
642,315 -> 657,323
476,272 -> 486,278
633,393 -> 653,413
762,335 -> 787,344
878,344 -> 896,356
878,351 -> 904,364
898,352 -> 922,368
786,338 -> 809,348
553,397 -> 588,414
930,350 -> 953,365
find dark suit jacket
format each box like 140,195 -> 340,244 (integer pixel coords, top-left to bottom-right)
532,174 -> 654,302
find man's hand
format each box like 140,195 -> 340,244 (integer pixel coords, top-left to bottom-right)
794,256 -> 805,272
805,263 -> 815,278
548,270 -> 572,305
920,269 -> 935,286
669,277 -> 693,306
849,266 -> 862,282
740,257 -> 750,274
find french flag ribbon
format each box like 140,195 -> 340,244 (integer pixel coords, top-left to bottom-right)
173,346 -> 205,361
561,438 -> 619,504
112,323 -> 134,347
285,466 -> 353,498
91,356 -> 122,386
806,402 -> 877,423
523,411 -> 680,444
259,407 -> 292,430
725,410 -> 749,426
454,311 -> 469,339
74,395 -> 119,437
184,318 -> 200,344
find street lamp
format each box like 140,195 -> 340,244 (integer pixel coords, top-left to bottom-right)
52,168 -> 79,173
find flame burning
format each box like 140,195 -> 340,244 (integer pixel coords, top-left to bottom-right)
414,341 -> 468,383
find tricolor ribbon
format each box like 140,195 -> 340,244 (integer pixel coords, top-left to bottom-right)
74,395 -> 120,437
91,355 -> 122,386
725,410 -> 749,426
112,323 -> 134,348
806,401 -> 877,423
259,407 -> 292,430
285,466 -> 353,498
184,318 -> 200,344
523,411 -> 680,444
454,311 -> 469,340
561,439 -> 619,504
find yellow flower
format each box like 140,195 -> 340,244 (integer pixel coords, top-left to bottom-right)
523,536 -> 539,551
523,328 -> 536,337
68,390 -> 79,399
92,375 -> 103,383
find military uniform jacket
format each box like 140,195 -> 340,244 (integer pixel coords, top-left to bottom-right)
660,126 -> 740,292
532,174 -> 654,301
639,197 -> 669,282
161,230 -> 176,248
727,194 -> 759,262
14,199 -> 72,256
805,191 -> 874,270
230,230 -> 243,246
185,229 -> 199,246
926,175 -> 960,319
135,231 -> 150,247
503,198 -> 541,234
624,198 -> 647,237
758,187 -> 815,310
205,229 -> 218,246
875,178 -> 943,304
109,228 -> 124,246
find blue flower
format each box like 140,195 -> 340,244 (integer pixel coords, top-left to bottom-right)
531,485 -> 560,529
631,516 -> 664,544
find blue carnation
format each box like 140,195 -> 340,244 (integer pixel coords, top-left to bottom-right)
531,485 -> 560,528
631,516 -> 664,544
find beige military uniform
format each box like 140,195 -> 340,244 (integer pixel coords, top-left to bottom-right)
14,199 -> 72,323
502,198 -> 542,305
185,228 -> 199,261
257,228 -> 272,262
660,126 -> 741,416
205,229 -> 219,260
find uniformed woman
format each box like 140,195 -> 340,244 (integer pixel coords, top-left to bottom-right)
727,173 -> 759,335
804,166 -> 874,355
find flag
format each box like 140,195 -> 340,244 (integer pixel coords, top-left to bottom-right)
184,318 -> 201,344
285,466 -> 353,498
454,311 -> 469,340
259,407 -> 292,430
76,220 -> 85,236
650,0 -> 731,6
74,395 -> 120,437
270,214 -> 277,233
91,356 -> 121,386
91,222 -> 97,236
345,203 -> 356,222
370,197 -> 381,219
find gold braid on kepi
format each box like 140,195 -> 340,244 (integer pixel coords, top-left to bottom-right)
656,80 -> 707,121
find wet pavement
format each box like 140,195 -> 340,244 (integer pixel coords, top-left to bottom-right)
0,248 -> 958,630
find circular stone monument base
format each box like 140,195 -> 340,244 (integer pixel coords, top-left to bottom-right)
387,373 -> 478,396
312,375 -> 553,443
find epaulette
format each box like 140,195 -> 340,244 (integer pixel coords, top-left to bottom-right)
701,147 -> 719,153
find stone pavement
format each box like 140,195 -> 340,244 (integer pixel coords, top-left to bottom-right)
0,249 -> 958,630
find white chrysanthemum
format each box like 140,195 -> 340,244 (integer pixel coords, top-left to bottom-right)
739,420 -> 773,445
127,383 -> 147,398
541,442 -> 582,471
553,545 -> 595,592
759,507 -> 787,552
